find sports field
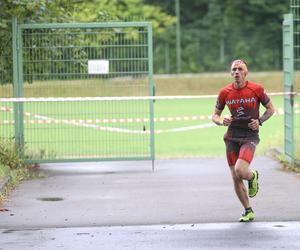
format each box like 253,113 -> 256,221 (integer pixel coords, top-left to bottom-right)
0,72 -> 299,161
155,95 -> 286,158
1,95 -> 295,160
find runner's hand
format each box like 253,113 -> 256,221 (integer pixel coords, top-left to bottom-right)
248,119 -> 259,130
222,117 -> 232,126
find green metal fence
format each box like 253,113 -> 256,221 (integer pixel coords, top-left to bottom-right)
1,19 -> 155,164
290,2 -> 300,165
283,13 -> 295,164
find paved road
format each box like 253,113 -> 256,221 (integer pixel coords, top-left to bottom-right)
0,156 -> 300,249
1,221 -> 300,250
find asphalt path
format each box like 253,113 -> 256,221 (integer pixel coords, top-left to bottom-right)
1,156 -> 300,249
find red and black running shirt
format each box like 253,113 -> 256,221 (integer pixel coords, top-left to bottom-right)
216,81 -> 270,130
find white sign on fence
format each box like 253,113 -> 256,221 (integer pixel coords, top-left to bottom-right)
88,60 -> 109,74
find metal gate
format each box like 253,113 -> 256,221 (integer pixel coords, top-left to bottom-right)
283,13 -> 295,164
290,1 -> 300,165
11,18 -> 155,164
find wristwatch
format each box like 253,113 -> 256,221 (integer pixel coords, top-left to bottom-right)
258,118 -> 262,126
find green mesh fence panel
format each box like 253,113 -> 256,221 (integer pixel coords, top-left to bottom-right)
10,98 -> 153,162
8,21 -> 155,163
291,2 -> 300,163
283,13 -> 295,164
0,25 -> 13,142
21,23 -> 152,97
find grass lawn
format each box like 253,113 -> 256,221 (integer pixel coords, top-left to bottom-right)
0,72 -> 298,161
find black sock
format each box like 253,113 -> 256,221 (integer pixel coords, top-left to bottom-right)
245,207 -> 253,213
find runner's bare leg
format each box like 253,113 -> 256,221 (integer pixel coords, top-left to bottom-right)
230,159 -> 253,209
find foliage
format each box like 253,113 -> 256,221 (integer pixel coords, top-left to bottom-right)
0,138 -> 42,202
0,139 -> 24,169
147,0 -> 289,73
0,0 -> 291,83
71,0 -> 175,34
0,162 -> 42,204
0,0 -> 74,85
0,164 -> 10,179
0,0 -> 175,85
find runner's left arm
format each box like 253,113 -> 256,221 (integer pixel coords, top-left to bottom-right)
259,101 -> 275,124
248,101 -> 275,130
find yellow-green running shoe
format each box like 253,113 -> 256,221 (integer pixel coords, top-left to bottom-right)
239,210 -> 255,222
248,170 -> 259,198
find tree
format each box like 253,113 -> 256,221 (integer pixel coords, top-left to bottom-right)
0,0 -> 291,80
146,0 -> 289,72
0,0 -> 175,84
0,0 -> 74,84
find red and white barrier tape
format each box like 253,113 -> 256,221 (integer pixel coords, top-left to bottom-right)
0,103 -> 299,125
0,92 -> 298,103
1,104 -> 299,134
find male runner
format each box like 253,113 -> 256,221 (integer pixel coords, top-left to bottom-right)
212,59 -> 275,222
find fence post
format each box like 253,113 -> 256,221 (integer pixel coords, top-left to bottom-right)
12,16 -> 24,158
283,13 -> 295,165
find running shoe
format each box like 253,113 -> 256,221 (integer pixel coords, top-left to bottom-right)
248,170 -> 259,198
239,210 -> 255,222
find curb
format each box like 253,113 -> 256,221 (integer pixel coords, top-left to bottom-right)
266,147 -> 300,168
265,147 -> 283,159
0,176 -> 10,194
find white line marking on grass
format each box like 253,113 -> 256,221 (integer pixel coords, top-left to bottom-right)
0,92 -> 298,103
0,102 -> 299,134
0,106 -> 216,134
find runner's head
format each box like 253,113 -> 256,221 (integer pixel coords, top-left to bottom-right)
230,59 -> 248,76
